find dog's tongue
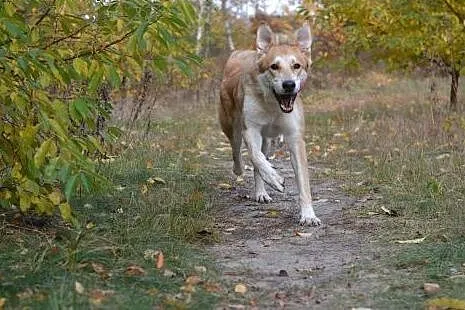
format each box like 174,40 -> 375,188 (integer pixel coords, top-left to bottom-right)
278,95 -> 296,113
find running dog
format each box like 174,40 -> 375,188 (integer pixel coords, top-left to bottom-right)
218,23 -> 320,225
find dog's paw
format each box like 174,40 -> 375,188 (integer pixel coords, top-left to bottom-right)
299,215 -> 321,226
233,164 -> 243,176
255,191 -> 272,203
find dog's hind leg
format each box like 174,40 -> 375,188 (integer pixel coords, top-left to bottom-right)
231,117 -> 244,176
254,136 -> 272,202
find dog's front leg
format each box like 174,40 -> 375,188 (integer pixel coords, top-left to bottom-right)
287,135 -> 321,226
243,128 -> 284,193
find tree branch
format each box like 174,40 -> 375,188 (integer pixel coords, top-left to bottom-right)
44,23 -> 90,49
35,6 -> 52,26
63,28 -> 136,62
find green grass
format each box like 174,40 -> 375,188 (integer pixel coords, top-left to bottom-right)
303,73 -> 465,308
0,117 -> 222,309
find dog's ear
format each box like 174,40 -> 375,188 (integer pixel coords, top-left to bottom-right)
256,23 -> 274,55
296,23 -> 312,56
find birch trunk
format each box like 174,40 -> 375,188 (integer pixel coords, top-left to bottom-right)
195,0 -> 205,56
221,0 -> 235,53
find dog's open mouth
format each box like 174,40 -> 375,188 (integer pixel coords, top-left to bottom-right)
273,90 -> 297,113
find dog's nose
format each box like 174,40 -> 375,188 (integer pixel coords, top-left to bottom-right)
282,80 -> 296,92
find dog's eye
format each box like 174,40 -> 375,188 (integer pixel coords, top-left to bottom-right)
270,63 -> 279,70
293,63 -> 301,70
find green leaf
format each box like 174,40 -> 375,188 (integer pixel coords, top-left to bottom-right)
88,67 -> 104,93
72,98 -> 92,119
59,202 -> 73,222
73,58 -> 88,77
107,65 -> 121,88
64,174 -> 78,200
19,192 -> 32,212
80,173 -> 91,193
34,138 -> 57,168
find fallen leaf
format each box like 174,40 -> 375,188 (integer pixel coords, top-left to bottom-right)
115,185 -> 126,191
89,289 -> 115,305
234,283 -> 247,294
0,298 -> 6,309
156,251 -> 164,269
163,269 -> 175,277
125,264 -> 146,276
185,275 -> 202,286
91,262 -> 110,279
217,183 -> 232,190
381,206 -> 399,216
146,288 -> 159,296
267,210 -> 280,218
204,282 -> 222,293
140,184 -> 148,195
395,237 -> 426,244
426,297 -> 465,310
194,266 -> 207,273
294,230 -> 313,238
16,288 -> 34,300
147,177 -> 166,185
75,281 -> 85,294
435,153 -> 450,160
146,160 -> 153,169
424,283 -> 440,294
143,249 -> 159,260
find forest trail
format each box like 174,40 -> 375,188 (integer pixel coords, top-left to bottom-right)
207,140 -> 383,309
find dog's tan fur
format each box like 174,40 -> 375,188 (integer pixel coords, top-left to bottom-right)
219,23 -> 320,225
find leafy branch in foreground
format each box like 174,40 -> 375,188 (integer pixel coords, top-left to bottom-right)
0,0 -> 197,221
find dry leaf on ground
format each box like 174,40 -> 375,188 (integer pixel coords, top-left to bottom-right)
294,230 -> 313,238
194,266 -> 207,273
217,183 -> 232,190
125,264 -> 146,276
204,282 -> 222,293
423,283 -> 440,294
0,298 -> 6,309
182,275 -> 203,293
89,289 -> 115,305
140,184 -> 148,195
395,237 -> 426,244
91,262 -> 110,279
156,251 -> 164,269
426,297 -> 465,310
163,269 -> 175,277
75,281 -> 85,295
234,283 -> 247,294
147,177 -> 166,185
381,206 -> 398,216
185,275 -> 202,286
146,288 -> 159,296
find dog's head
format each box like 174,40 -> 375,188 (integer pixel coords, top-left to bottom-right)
256,23 -> 312,113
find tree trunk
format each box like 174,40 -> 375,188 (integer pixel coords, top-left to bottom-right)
450,68 -> 460,111
221,0 -> 235,53
195,0 -> 205,56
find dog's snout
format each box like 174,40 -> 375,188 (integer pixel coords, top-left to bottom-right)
282,80 -> 296,92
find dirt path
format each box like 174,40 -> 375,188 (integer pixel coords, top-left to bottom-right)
208,144 -> 381,309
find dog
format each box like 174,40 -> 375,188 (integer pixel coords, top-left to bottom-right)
218,23 -> 321,226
